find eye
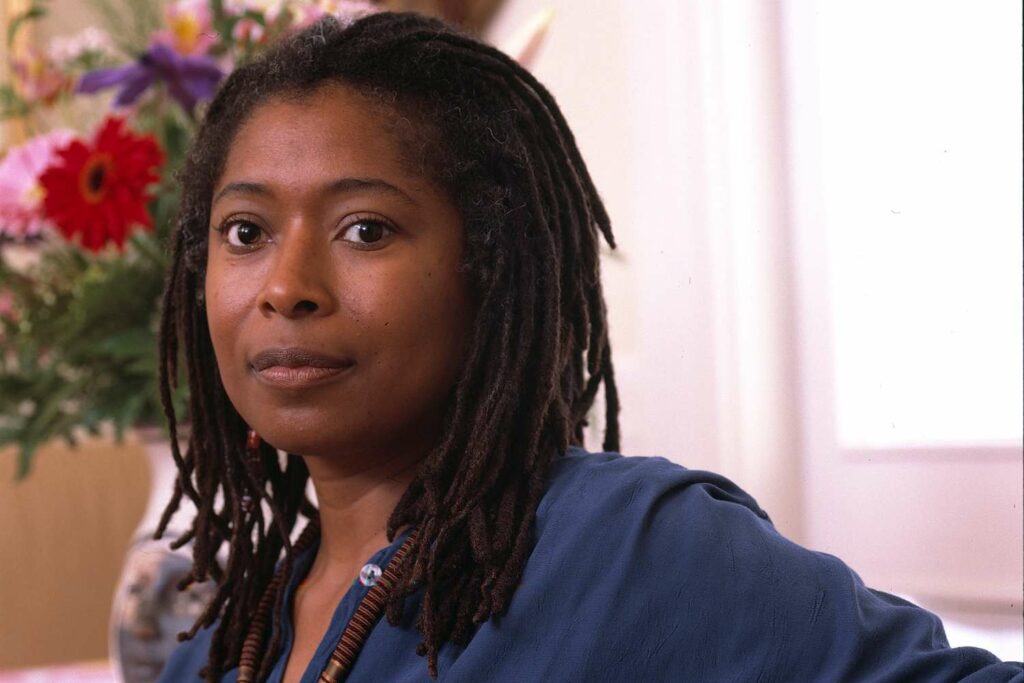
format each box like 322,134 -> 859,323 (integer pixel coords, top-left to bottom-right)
340,217 -> 394,248
219,218 -> 264,248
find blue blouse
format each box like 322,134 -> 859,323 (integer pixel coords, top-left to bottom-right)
159,448 -> 1023,682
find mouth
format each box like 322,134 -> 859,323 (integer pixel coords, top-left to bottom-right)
249,347 -> 354,389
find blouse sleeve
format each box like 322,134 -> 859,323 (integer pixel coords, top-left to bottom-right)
524,453 -> 1024,682
626,459 -> 1024,681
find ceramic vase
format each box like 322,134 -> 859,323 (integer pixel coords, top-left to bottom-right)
108,427 -> 214,683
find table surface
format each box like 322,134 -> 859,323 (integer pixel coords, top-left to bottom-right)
0,660 -> 114,682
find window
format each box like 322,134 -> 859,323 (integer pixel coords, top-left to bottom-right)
816,2 -> 1022,449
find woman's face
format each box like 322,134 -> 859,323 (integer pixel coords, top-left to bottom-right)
205,84 -> 472,461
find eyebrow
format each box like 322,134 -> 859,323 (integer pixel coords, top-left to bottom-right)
212,176 -> 417,207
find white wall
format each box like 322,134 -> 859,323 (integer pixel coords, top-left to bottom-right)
489,0 -> 805,538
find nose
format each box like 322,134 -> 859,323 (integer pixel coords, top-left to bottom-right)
257,224 -> 336,318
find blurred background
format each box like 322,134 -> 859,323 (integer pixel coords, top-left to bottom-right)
1,0 -> 1021,678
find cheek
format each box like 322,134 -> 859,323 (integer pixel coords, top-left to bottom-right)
203,260 -> 253,382
364,258 -> 471,394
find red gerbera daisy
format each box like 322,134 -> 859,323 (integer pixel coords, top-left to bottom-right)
39,116 -> 163,251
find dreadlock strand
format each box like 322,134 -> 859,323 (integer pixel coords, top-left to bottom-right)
443,251 -> 526,509
388,248 -> 513,536
411,37 -> 615,432
431,48 -> 601,440
601,354 -> 621,452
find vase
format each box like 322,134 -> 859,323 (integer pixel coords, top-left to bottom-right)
108,427 -> 214,683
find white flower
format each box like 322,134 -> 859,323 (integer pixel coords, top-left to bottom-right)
225,0 -> 378,26
222,0 -> 288,20
47,27 -> 114,65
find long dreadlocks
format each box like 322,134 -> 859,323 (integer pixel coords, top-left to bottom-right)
156,11 -> 619,681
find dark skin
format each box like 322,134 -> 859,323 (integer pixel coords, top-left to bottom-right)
205,83 -> 473,682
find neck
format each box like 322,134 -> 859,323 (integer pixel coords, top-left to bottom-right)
301,445 -> 421,583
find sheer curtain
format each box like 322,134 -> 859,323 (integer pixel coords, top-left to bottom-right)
490,0 -> 805,537
491,0 -> 1023,657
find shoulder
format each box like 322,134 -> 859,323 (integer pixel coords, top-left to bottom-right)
531,448 -> 895,621
506,449 -> 828,678
529,447 -> 803,626
536,447 -> 774,553
520,448 -> 1020,680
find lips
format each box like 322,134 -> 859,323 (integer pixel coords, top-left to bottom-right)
250,347 -> 354,388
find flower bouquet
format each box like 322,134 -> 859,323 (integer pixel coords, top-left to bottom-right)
0,0 -> 380,479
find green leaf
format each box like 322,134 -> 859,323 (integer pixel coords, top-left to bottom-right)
16,443 -> 37,480
93,328 -> 156,360
0,84 -> 31,119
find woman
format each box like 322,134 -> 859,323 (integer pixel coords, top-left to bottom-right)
156,11 -> 1022,683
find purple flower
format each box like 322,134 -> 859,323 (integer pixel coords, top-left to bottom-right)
77,43 -> 222,113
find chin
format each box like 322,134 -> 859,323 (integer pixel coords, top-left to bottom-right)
232,386 -> 445,461
257,428 -> 340,459
230,400 -> 326,454
253,417 -> 376,460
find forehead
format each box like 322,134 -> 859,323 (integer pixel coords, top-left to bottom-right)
217,84 -> 409,191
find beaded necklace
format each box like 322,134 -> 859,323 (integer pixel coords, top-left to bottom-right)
237,520 -> 417,683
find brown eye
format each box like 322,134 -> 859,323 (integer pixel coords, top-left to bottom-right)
341,219 -> 392,246
225,220 -> 263,247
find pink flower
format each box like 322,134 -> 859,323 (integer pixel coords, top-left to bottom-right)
153,0 -> 217,56
0,289 -> 14,315
0,129 -> 76,240
231,17 -> 268,45
0,288 -> 16,345
11,48 -> 71,105
0,289 -> 16,327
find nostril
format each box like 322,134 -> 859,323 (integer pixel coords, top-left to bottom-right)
295,300 -> 317,313
259,291 -> 327,318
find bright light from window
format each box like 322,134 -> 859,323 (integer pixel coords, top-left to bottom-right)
818,1 -> 1023,448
